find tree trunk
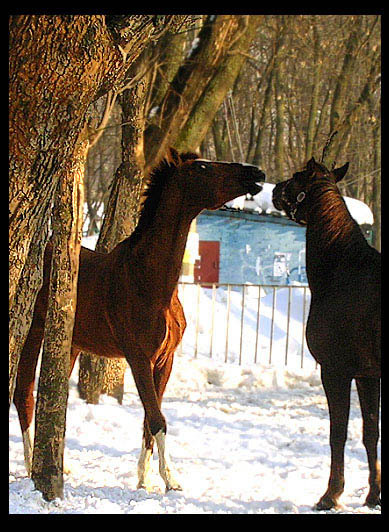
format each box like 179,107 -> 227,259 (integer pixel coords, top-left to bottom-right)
9,14 -> 193,408
329,17 -> 363,134
251,69 -> 273,167
31,131 -> 86,501
251,18 -> 285,169
212,111 -> 230,160
9,15 -> 102,405
370,104 -> 381,252
174,16 -> 262,153
274,64 -> 286,179
148,30 -> 187,113
144,15 -> 257,171
78,73 -> 147,405
323,52 -> 380,168
305,22 -> 323,160
322,17 -> 363,166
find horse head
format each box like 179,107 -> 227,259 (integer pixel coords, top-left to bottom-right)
165,147 -> 265,211
272,157 -> 349,225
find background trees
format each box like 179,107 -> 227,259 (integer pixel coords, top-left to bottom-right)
78,13 -> 380,406
85,15 -> 381,249
9,13 -> 381,499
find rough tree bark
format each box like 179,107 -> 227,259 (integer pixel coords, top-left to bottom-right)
31,131 -> 86,501
323,52 -> 380,168
251,17 -> 286,169
144,15 -> 258,171
9,14 -> 192,408
369,96 -> 381,252
78,72 -> 148,405
274,62 -> 286,179
305,21 -> 323,160
174,16 -> 263,153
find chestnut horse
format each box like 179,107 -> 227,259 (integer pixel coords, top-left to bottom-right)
13,148 -> 264,491
273,157 -> 381,510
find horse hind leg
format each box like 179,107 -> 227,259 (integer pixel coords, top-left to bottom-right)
315,369 -> 352,510
356,377 -> 381,508
14,333 -> 79,478
13,318 -> 44,476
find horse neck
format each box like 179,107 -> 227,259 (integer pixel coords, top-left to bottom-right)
305,180 -> 367,287
123,183 -> 199,308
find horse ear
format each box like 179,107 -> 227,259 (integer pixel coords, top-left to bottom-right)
333,162 -> 349,183
166,147 -> 181,166
306,157 -> 316,172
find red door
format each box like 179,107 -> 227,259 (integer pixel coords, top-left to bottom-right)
194,241 -> 220,285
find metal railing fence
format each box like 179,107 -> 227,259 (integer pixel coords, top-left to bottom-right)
177,282 -> 317,371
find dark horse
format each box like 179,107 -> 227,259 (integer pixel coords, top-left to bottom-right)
272,157 -> 380,510
13,148 -> 264,491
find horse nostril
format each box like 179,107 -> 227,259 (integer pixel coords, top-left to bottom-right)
254,168 -> 266,181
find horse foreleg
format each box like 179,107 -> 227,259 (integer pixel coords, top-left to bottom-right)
154,429 -> 182,491
356,377 -> 381,508
315,368 -> 352,510
129,352 -> 181,491
127,354 -> 167,487
153,353 -> 182,491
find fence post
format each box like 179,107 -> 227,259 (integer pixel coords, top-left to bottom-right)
225,284 -> 231,363
300,287 -> 307,368
239,284 -> 246,365
285,286 -> 292,365
254,285 -> 261,364
269,287 -> 277,364
194,283 -> 201,358
209,283 -> 216,358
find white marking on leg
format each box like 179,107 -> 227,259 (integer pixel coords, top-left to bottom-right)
63,451 -> 72,475
154,430 -> 182,491
137,438 -> 153,490
22,426 -> 33,477
22,419 -> 71,477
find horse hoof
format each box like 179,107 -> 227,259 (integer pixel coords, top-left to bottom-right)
365,495 -> 381,508
314,495 -> 339,511
165,483 -> 183,493
137,482 -> 151,492
63,462 -> 72,475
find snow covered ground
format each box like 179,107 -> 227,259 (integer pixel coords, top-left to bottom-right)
9,237 -> 381,515
9,355 -> 381,514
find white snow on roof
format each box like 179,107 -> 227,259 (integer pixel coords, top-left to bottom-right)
225,182 -> 374,226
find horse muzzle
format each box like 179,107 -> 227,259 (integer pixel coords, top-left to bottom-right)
247,181 -> 263,196
243,167 -> 265,196
272,183 -> 285,211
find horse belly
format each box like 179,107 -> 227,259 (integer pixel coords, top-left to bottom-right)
306,301 -> 380,376
70,298 -> 123,358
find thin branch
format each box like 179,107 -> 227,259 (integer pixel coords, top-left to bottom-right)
320,130 -> 338,164
89,91 -> 118,148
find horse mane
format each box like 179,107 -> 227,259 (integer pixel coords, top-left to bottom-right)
307,175 -> 366,255
125,150 -> 199,248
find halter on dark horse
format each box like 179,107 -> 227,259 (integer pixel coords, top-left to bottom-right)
273,157 -> 381,510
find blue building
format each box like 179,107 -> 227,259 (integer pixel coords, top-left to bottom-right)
194,183 -> 374,287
